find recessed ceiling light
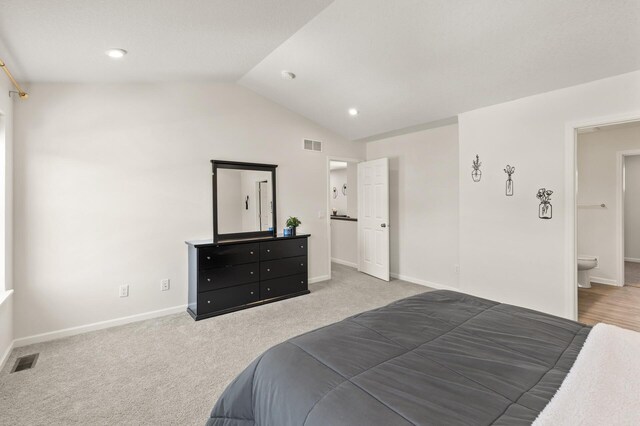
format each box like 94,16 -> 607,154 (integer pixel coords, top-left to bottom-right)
281,70 -> 296,80
348,108 -> 359,116
105,48 -> 127,59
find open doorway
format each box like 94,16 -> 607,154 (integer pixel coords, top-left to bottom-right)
575,120 -> 640,330
326,158 -> 360,279
623,151 -> 640,288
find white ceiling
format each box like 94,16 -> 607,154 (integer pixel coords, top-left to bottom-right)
0,0 -> 333,82
240,0 -> 640,140
1,1 -> 639,140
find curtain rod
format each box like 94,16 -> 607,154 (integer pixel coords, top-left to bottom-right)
0,58 -> 28,99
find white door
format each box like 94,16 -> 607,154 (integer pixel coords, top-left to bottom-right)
357,158 -> 389,281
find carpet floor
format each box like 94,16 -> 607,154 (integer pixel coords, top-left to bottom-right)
0,264 -> 429,426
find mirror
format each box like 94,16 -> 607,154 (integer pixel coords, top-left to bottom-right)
212,161 -> 277,241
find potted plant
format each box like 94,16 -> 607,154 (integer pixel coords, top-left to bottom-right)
286,216 -> 301,236
472,155 -> 482,182
536,188 -> 553,219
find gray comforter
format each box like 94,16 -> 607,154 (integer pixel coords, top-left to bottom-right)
207,290 -> 590,425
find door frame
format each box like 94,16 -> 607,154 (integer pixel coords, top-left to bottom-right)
326,156 -> 362,281
564,111 -> 640,320
617,149 -> 640,288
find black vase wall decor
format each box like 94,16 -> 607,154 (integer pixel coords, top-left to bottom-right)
536,188 -> 553,219
471,155 -> 482,182
504,165 -> 515,196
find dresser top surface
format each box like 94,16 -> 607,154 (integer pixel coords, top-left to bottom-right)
186,234 -> 310,248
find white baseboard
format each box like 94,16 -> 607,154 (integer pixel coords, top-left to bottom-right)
390,272 -> 458,292
13,304 -> 187,348
0,340 -> 15,372
625,257 -> 640,263
309,275 -> 330,284
331,258 -> 358,268
589,276 -> 618,286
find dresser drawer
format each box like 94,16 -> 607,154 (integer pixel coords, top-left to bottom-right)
260,238 -> 307,261
197,283 -> 259,315
260,256 -> 307,280
198,243 -> 259,269
198,263 -> 258,292
261,274 -> 308,299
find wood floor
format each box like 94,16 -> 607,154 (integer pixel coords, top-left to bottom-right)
578,261 -> 640,331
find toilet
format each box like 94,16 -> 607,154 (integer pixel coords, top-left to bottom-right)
577,256 -> 598,288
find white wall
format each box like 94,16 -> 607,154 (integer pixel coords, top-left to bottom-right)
366,124 -> 459,289
577,125 -> 640,283
626,154 -> 640,261
459,71 -> 640,318
13,83 -> 364,340
329,168 -> 348,215
330,219 -> 357,267
0,75 -> 14,367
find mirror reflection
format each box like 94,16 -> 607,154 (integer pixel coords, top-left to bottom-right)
217,169 -> 273,234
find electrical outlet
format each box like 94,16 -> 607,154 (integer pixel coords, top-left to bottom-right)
161,278 -> 170,291
119,284 -> 129,298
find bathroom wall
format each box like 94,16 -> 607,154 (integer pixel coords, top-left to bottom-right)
329,167 -> 348,215
577,122 -> 640,285
331,219 -> 357,267
625,155 -> 640,262
346,162 -> 358,218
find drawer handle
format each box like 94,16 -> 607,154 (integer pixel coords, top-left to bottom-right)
206,256 -> 211,260
250,291 -> 254,295
207,278 -> 211,282
300,263 -> 304,266
250,271 -> 254,275
300,281 -> 304,284
267,287 -> 271,291
207,300 -> 211,304
250,251 -> 254,255
267,268 -> 271,272
266,249 -> 271,253
300,245 -> 304,249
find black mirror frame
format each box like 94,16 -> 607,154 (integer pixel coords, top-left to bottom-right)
212,160 -> 278,242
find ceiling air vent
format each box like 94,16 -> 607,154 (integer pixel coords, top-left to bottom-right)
303,139 -> 322,152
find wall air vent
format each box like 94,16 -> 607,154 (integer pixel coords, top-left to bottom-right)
303,139 -> 322,152
11,353 -> 39,373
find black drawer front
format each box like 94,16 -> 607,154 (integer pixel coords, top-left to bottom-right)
198,263 -> 258,292
198,283 -> 259,315
198,243 -> 259,269
260,238 -> 307,261
261,274 -> 308,300
261,256 -> 307,280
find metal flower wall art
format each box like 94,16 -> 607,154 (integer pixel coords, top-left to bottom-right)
537,188 -> 553,219
504,165 -> 515,196
471,155 -> 482,182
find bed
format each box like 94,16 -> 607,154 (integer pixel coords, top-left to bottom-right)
206,290 -> 639,425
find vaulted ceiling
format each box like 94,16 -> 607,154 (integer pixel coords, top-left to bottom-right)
2,0 -> 639,140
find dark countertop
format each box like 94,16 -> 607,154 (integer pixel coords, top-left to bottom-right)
186,233 -> 310,247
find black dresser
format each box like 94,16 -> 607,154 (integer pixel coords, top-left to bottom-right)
186,234 -> 310,320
